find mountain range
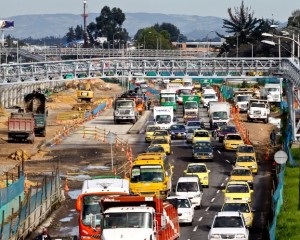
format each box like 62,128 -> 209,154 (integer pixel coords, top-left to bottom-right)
7,12 -> 226,40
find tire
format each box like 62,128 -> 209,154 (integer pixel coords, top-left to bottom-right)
40,130 -> 46,137
132,119 -> 136,124
264,118 -> 268,124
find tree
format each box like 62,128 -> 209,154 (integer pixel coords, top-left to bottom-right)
66,27 -> 76,43
74,25 -> 84,40
218,1 -> 267,57
153,23 -> 180,42
288,9 -> 300,28
87,6 -> 128,48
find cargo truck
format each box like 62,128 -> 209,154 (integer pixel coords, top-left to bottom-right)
75,177 -> 130,240
182,95 -> 200,123
153,106 -> 176,129
24,91 -> 48,136
260,82 -> 282,103
209,102 -> 230,129
8,112 -> 35,143
114,98 -> 139,124
95,195 -> 180,240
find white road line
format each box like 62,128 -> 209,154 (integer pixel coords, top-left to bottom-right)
221,183 -> 225,187
225,177 -> 229,181
225,159 -> 230,163
211,198 -> 215,202
198,217 -> 203,222
205,206 -> 210,211
193,225 -> 198,231
217,150 -> 221,154
216,190 -> 220,194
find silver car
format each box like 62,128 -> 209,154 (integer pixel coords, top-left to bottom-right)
186,128 -> 200,143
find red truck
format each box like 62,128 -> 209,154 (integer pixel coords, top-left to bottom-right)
8,112 -> 35,143
90,195 -> 180,240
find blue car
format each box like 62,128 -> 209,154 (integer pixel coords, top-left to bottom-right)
169,124 -> 186,139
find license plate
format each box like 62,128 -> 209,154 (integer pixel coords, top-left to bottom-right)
201,156 -> 206,159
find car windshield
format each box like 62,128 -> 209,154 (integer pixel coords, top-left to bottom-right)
170,125 -> 185,130
185,102 -> 198,109
147,146 -> 165,153
204,94 -> 216,99
156,115 -> 171,124
223,203 -> 250,213
194,142 -> 211,148
82,195 -> 102,226
194,132 -> 209,137
213,216 -> 244,228
154,131 -> 168,136
237,95 -> 251,102
187,122 -> 201,127
226,135 -> 242,140
251,103 -> 265,108
187,129 -> 195,133
187,165 -> 207,173
146,126 -> 159,132
116,101 -> 134,108
177,199 -> 192,208
226,184 -> 249,193
238,146 -> 254,153
151,138 -> 168,144
177,182 -> 198,192
212,111 -> 228,120
237,156 -> 255,162
231,169 -> 251,176
221,126 -> 236,133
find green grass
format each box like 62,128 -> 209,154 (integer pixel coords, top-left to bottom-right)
276,148 -> 300,240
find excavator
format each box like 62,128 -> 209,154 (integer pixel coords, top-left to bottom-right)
77,81 -> 94,103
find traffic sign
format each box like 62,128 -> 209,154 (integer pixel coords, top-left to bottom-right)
274,150 -> 288,164
106,132 -> 116,144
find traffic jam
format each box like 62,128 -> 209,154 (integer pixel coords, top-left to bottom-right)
76,77 -> 279,240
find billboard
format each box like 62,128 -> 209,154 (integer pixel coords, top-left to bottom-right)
0,20 -> 14,29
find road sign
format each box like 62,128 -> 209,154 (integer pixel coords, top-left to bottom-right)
274,150 -> 288,164
106,132 -> 116,144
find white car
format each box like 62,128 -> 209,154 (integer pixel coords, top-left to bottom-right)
167,196 -> 194,225
208,211 -> 249,240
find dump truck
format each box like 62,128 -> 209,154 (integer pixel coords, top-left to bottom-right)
114,98 -> 139,124
24,91 -> 48,136
182,95 -> 200,123
8,112 -> 35,143
96,195 -> 180,240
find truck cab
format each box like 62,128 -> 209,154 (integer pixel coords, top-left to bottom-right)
153,106 -> 177,129
114,98 -> 139,124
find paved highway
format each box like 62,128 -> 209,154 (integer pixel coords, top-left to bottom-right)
41,99 -> 272,240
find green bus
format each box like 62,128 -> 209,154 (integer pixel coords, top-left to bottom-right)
160,90 -> 177,111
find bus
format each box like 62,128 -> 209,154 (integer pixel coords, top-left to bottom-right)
75,177 -> 129,239
160,89 -> 177,111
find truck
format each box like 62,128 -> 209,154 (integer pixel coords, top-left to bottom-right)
95,195 -> 180,240
233,89 -> 254,112
260,82 -> 282,103
182,95 -> 200,124
153,106 -> 176,129
130,153 -> 173,199
75,177 -> 130,240
8,112 -> 35,143
160,89 -> 177,111
114,98 -> 139,124
24,91 -> 48,137
208,102 -> 230,129
247,100 -> 270,123
201,88 -> 218,108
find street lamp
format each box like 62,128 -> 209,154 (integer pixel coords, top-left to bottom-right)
13,40 -> 19,63
112,32 -> 119,57
143,31 -> 152,49
206,31 -> 215,57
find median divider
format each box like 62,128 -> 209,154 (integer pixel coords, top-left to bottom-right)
127,110 -> 152,134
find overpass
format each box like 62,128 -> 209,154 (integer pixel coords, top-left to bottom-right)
0,56 -> 300,141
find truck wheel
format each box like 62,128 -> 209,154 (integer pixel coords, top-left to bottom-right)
41,130 -> 46,137
264,118 -> 268,124
132,119 -> 136,124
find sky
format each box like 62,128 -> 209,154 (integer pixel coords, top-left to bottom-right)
0,0 -> 299,22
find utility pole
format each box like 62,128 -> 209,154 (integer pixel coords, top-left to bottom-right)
82,0 -> 88,48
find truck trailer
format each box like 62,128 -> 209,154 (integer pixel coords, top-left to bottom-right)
153,106 -> 176,129
182,95 -> 200,124
97,195 -> 180,240
209,102 -> 230,129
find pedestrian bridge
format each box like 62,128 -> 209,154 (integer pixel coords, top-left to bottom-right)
0,56 -> 300,141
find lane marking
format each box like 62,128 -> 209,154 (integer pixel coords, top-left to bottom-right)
216,190 -> 220,194
225,159 -> 230,163
217,150 -> 221,154
198,217 -> 203,222
211,198 -> 215,202
205,206 -> 210,211
225,177 -> 229,181
221,183 -> 225,187
193,225 -> 198,231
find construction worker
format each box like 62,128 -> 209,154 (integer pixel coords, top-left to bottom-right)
270,129 -> 276,146
147,98 -> 152,110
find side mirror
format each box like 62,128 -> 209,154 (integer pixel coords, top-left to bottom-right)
222,189 -> 226,193
250,190 -> 254,193
207,170 -> 211,173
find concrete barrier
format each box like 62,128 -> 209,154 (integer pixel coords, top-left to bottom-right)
127,110 -> 152,134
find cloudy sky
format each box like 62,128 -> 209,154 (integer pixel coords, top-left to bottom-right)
1,0 -> 299,22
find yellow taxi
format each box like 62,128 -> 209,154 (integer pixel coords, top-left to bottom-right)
229,167 -> 254,188
236,144 -> 256,159
221,200 -> 254,228
145,125 -> 160,143
183,163 -> 211,187
223,181 -> 253,203
192,129 -> 211,144
150,136 -> 171,155
246,71 -> 263,76
153,130 -> 171,143
223,133 -> 244,150
235,155 -> 258,174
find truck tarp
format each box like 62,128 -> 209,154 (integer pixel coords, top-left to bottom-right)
182,95 -> 200,105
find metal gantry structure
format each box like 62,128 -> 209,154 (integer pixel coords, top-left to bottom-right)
0,56 -> 300,141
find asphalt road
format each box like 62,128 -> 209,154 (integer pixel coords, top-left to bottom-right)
36,102 -> 273,240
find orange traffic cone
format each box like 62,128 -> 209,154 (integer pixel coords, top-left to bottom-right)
121,143 -> 125,152
64,178 -> 69,191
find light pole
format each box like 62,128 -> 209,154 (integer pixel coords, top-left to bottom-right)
206,31 -> 215,57
143,31 -> 151,49
13,40 -> 19,63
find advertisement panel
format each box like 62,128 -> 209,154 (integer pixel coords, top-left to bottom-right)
0,20 -> 14,29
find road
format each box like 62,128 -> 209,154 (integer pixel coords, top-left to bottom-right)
32,101 -> 273,240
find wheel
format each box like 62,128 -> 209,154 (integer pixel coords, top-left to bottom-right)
132,119 -> 136,124
264,118 -> 268,124
40,130 -> 46,137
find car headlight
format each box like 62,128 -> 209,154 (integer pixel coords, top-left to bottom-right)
247,180 -> 253,183
203,177 -> 208,180
170,132 -> 175,135
252,164 -> 257,168
114,110 -> 119,115
194,194 -> 201,198
236,234 -> 246,238
208,153 -> 213,156
210,234 -> 221,238
244,216 -> 251,221
242,197 -> 250,201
